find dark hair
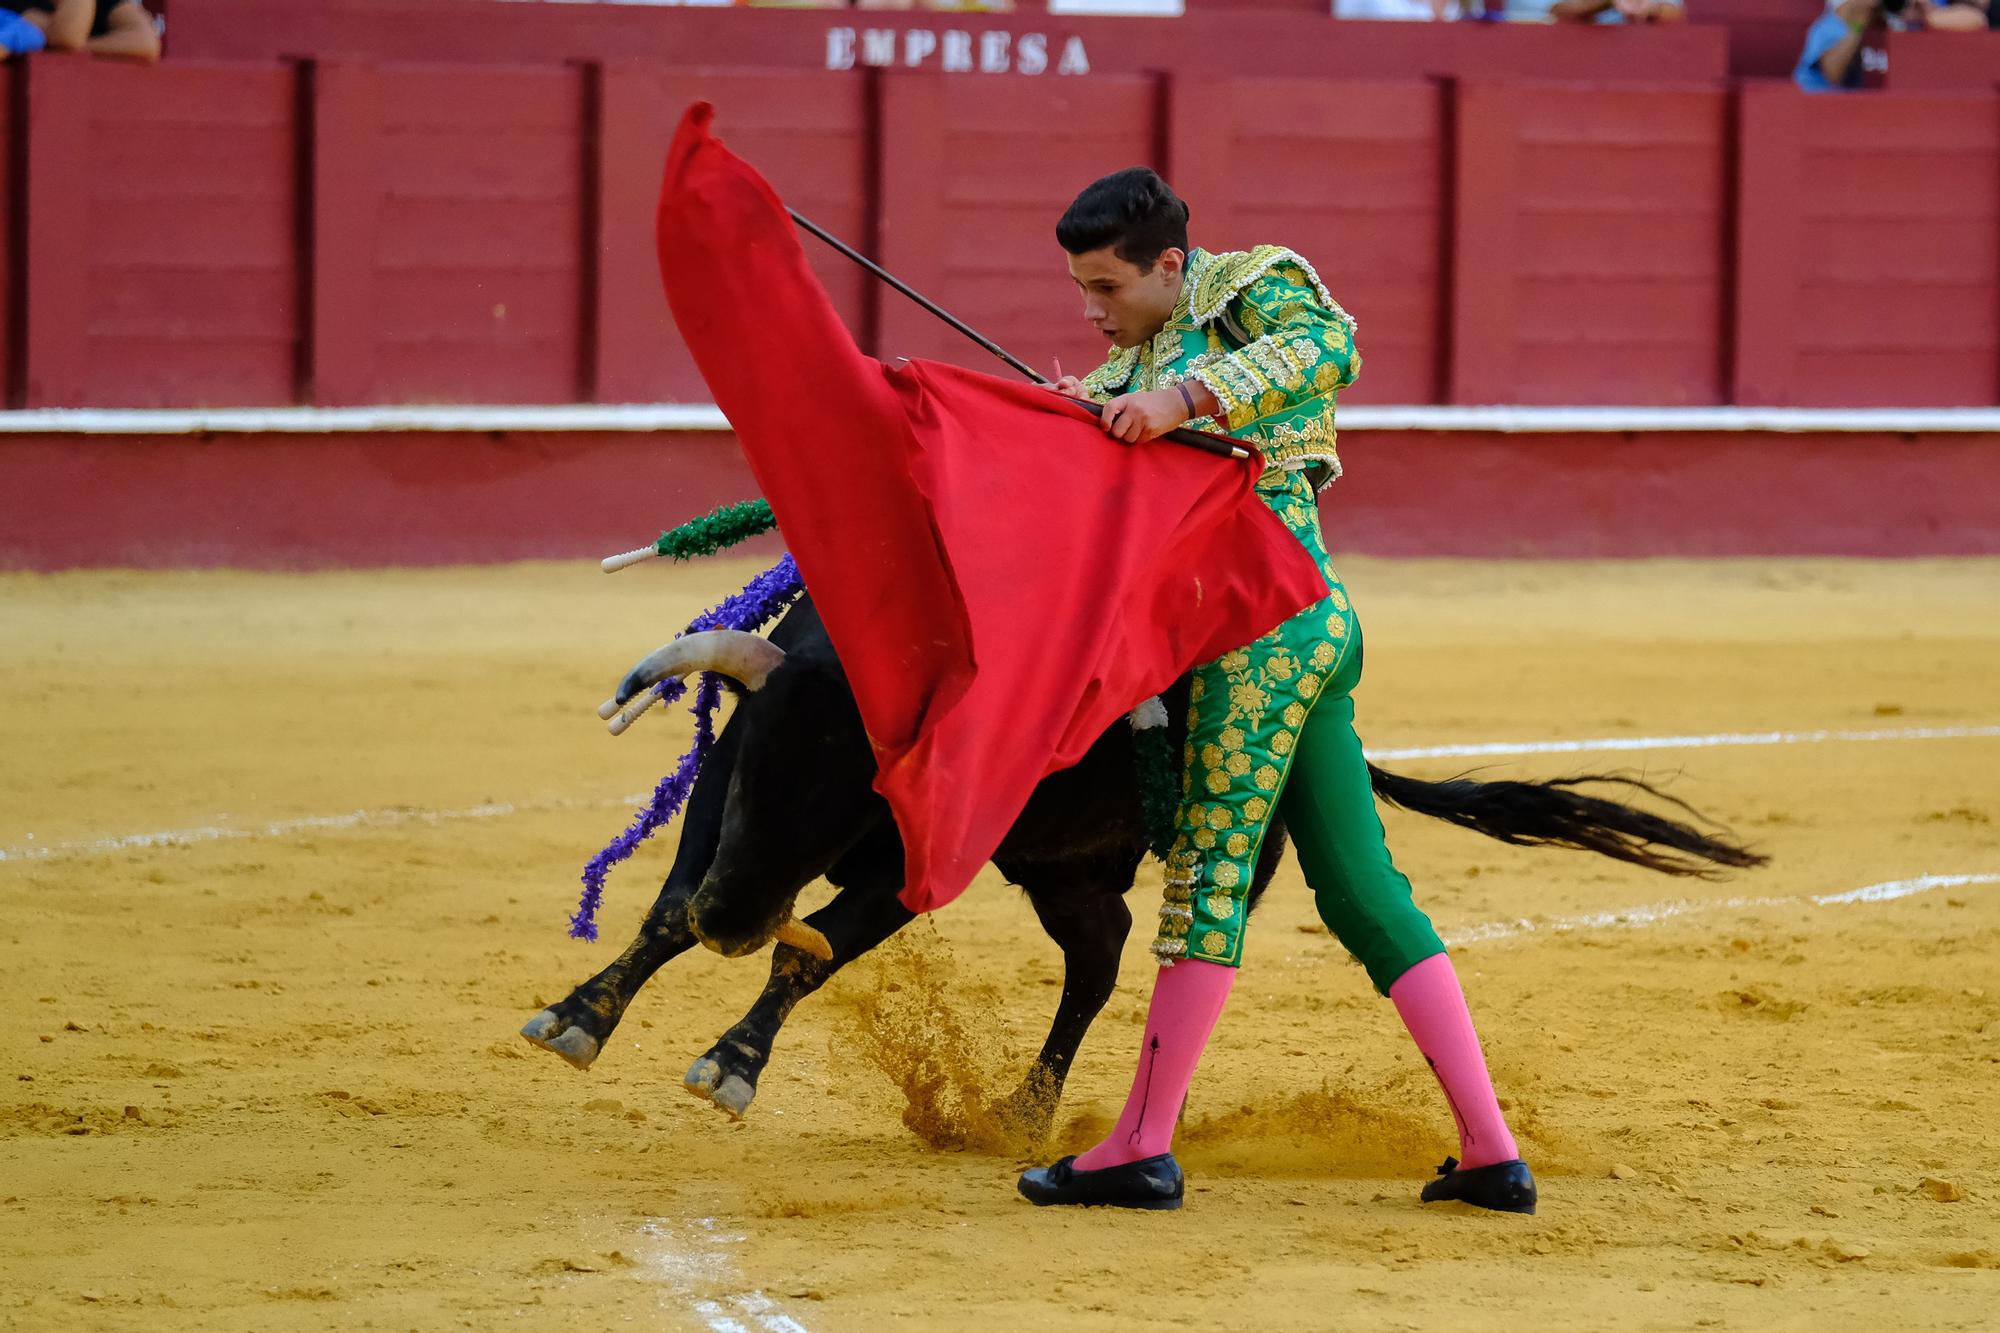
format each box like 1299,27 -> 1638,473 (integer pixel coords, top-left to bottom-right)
1056,167 -> 1190,271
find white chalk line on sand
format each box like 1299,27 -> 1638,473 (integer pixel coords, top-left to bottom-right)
1442,872 -> 2000,948
641,1218 -> 813,1333
0,794 -> 639,864
3,721 -> 1995,867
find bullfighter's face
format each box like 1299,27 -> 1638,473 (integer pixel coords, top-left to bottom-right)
1065,245 -> 1186,350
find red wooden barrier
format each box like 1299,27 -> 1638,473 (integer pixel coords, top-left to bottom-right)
637,68 -> 872,402
0,73 -> 14,407
1453,83 -> 1728,406
1734,83 -> 1999,408
16,60 -> 297,409
1686,0 -> 1821,78
0,429 -> 760,568
1888,30 -> 2000,91
6,425 -> 1995,568
875,72 -> 1157,378
4,21 -> 2000,414
1168,78 -> 1445,406
18,59 -> 89,408
343,66 -> 586,405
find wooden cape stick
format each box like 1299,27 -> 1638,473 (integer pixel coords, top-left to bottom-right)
789,209 -> 1250,462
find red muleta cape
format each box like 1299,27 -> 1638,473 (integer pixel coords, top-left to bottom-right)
656,102 -> 1327,913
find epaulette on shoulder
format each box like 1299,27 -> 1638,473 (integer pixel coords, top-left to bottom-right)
1188,245 -> 1342,328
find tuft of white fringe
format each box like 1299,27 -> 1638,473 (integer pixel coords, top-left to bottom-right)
1129,696 -> 1169,731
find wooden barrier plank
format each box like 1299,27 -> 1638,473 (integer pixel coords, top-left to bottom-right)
1169,78 -> 1444,407
1508,86 -> 1727,406
1,66 -> 16,408
367,65 -> 584,405
880,71 -> 1153,378
1887,29 -> 2000,91
1793,91 -> 1997,406
76,62 -> 298,407
587,62 -> 656,405
307,61 -> 381,406
1449,82 -> 1519,405
19,59 -> 91,409
1732,82 -> 1802,407
1450,83 -> 1731,407
876,74 -> 953,367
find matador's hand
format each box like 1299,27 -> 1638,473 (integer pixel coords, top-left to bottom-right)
1042,357 -> 1084,398
1099,389 -> 1189,444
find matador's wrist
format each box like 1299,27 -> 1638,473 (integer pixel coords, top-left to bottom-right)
1174,381 -> 1198,424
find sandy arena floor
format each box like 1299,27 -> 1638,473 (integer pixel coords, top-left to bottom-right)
3,555 -> 1997,1331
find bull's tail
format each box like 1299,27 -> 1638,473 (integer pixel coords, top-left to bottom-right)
1366,765 -> 1766,877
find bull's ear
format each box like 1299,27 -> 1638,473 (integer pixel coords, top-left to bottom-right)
774,917 -> 834,961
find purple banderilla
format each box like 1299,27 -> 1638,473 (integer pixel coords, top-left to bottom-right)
568,554 -> 803,941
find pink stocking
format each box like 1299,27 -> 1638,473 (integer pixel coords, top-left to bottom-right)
1073,959 -> 1235,1170
1389,951 -> 1518,1169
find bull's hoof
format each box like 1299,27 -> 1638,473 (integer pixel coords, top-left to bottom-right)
520,1008 -> 603,1071
991,1068 -> 1062,1147
683,1043 -> 765,1119
711,1075 -> 756,1119
991,1087 -> 1058,1148
684,1055 -> 723,1098
683,1056 -> 758,1119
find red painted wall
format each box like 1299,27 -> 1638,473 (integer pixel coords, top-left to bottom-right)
5,427 -> 1995,569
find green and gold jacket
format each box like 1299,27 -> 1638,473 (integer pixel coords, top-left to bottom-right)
1077,245 -> 1359,487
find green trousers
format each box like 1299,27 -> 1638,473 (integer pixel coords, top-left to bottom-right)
1152,469 -> 1445,994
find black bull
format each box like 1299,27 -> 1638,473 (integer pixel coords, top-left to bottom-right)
522,593 -> 1762,1136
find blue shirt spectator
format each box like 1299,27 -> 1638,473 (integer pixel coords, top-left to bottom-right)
1797,0 -> 1988,92
1797,5 -> 1870,88
0,0 -> 159,62
0,8 -> 45,54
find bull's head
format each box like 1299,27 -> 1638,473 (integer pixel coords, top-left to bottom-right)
606,629 -> 834,963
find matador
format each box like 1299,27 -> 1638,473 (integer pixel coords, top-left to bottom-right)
1018,167 -> 1536,1215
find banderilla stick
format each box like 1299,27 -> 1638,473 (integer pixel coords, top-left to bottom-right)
789,209 -> 1249,463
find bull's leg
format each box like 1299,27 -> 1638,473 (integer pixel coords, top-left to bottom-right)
683,651 -> 890,956
990,859 -> 1138,1144
519,723 -> 745,1070
685,837 -> 914,1118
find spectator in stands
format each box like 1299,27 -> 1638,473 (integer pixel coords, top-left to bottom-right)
1,7 -> 45,55
1796,0 -> 1983,92
1335,0 -> 1472,21
1509,0 -> 1684,21
6,0 -> 160,62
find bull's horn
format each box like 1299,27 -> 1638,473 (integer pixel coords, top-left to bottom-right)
773,917 -> 834,961
609,629 -> 786,712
